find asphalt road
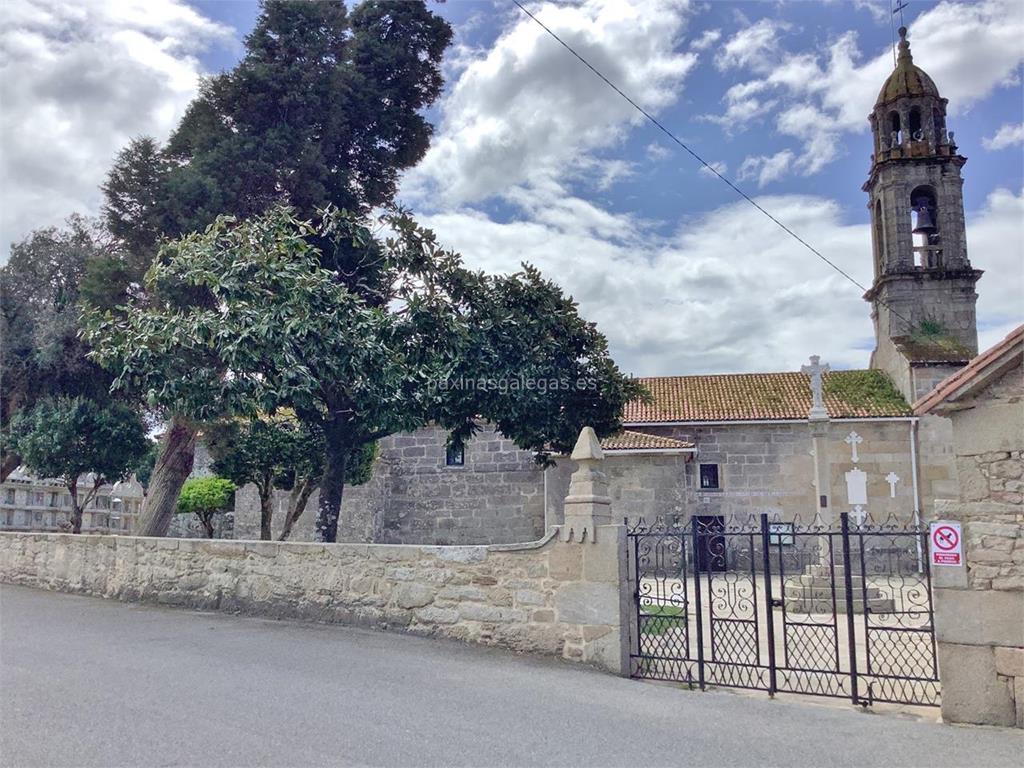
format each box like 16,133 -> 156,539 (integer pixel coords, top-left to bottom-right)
1,585 -> 1020,768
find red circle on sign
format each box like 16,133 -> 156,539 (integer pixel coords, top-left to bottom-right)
933,525 -> 959,551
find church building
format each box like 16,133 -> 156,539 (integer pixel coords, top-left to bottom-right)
234,29 -> 976,547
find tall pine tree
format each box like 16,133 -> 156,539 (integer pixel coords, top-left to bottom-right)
93,0 -> 452,536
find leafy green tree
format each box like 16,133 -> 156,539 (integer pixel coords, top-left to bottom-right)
205,415 -> 376,540
175,477 -> 236,539
85,206 -> 644,542
92,0 -> 453,535
6,398 -> 149,533
0,218 -> 120,481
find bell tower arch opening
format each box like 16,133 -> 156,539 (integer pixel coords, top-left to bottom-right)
910,185 -> 939,268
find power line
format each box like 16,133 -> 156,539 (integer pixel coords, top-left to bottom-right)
511,0 -> 915,327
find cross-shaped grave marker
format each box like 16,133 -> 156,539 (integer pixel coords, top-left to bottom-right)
845,431 -> 863,463
886,471 -> 900,498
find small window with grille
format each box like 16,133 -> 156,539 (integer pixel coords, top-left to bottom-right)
699,463 -> 720,490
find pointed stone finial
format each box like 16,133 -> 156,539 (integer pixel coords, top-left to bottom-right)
561,426 -> 612,543
570,426 -> 604,462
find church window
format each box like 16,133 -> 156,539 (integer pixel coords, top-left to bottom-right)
699,463 -> 720,490
873,199 -> 885,275
445,444 -> 465,467
909,107 -> 922,140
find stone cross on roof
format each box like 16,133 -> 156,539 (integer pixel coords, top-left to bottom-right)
801,355 -> 830,421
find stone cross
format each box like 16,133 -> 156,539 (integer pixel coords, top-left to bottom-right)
561,426 -> 612,543
852,505 -> 867,525
801,355 -> 830,421
885,471 -> 900,498
845,431 -> 863,463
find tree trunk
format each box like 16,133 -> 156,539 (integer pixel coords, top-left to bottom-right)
279,478 -> 316,541
135,415 -> 197,537
197,511 -> 214,538
314,425 -> 349,543
0,451 -> 20,483
259,486 -> 273,541
71,506 -> 84,534
68,479 -> 82,534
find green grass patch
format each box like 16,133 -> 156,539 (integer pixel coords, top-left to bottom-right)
640,604 -> 686,635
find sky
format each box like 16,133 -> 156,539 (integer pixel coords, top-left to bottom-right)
2,0 -> 1022,377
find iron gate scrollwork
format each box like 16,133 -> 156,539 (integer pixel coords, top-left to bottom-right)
627,512 -> 940,707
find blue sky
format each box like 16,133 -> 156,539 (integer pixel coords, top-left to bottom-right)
3,0 -> 1022,375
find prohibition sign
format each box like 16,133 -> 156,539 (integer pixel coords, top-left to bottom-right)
930,522 -> 963,566
932,525 -> 959,551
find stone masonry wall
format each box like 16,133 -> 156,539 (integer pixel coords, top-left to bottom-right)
0,528 -> 628,674
635,420 -> 935,524
233,425 -> 546,546
544,454 -> 691,528
932,356 -> 1023,727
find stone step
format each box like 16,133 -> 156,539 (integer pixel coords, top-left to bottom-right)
784,584 -> 888,602
784,597 -> 896,614
793,574 -> 869,589
805,563 -> 867,580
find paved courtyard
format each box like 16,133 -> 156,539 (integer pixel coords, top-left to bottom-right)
1,585 -> 1021,768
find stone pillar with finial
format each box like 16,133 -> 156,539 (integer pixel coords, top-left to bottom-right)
802,355 -> 832,524
561,426 -> 613,543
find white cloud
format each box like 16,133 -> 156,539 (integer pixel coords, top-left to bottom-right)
983,122 -> 1024,150
645,142 -> 671,161
699,79 -> 776,132
689,28 -> 721,52
850,0 -> 890,25
0,0 -> 231,256
702,0 -> 1024,175
968,187 -> 1024,350
737,150 -> 795,188
715,19 -> 788,74
402,0 -> 697,206
775,104 -> 839,176
418,187 -> 1023,376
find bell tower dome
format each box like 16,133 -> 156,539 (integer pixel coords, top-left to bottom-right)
863,27 -> 983,401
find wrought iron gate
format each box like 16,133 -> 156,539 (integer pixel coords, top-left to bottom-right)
627,513 -> 940,707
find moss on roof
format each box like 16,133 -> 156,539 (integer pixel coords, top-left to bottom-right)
823,370 -> 911,415
892,334 -> 974,363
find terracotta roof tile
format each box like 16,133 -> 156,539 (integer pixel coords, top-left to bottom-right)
624,370 -> 912,423
600,430 -> 694,452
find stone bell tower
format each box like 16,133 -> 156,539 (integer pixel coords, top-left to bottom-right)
863,27 -> 983,401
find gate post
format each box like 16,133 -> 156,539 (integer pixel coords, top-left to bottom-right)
840,513 -> 861,705
690,516 -> 706,690
760,514 -> 778,696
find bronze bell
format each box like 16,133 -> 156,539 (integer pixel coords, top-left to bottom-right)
912,205 -> 937,235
